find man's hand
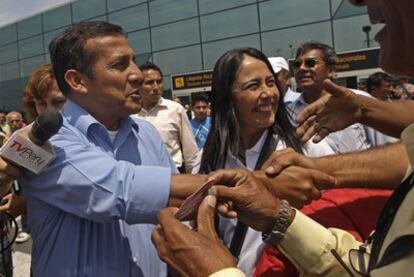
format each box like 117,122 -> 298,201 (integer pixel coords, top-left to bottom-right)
296,79 -> 362,143
0,157 -> 21,196
0,193 -> 26,218
208,169 -> 281,233
257,148 -> 337,208
152,195 -> 235,277
261,148 -> 317,176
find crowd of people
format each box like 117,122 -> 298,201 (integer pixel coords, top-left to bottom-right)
0,0 -> 413,276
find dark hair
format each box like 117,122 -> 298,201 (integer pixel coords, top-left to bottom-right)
139,62 -> 163,77
367,72 -> 393,93
191,93 -> 209,105
295,41 -> 337,66
49,21 -> 126,95
200,47 -> 303,173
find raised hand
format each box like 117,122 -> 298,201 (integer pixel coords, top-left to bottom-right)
296,79 -> 362,143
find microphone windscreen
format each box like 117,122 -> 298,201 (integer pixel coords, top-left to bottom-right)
28,109 -> 63,146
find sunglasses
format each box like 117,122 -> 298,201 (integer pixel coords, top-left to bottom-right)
291,58 -> 326,70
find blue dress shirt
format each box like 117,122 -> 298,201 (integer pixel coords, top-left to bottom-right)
191,116 -> 211,149
19,100 -> 177,277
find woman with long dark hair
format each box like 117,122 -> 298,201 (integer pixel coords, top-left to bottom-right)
199,47 -> 333,275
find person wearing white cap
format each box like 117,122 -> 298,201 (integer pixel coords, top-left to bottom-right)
268,56 -> 300,105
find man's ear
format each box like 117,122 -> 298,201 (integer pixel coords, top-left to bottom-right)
64,69 -> 88,94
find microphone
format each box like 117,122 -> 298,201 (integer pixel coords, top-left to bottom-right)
0,109 -> 63,174
28,109 -> 63,146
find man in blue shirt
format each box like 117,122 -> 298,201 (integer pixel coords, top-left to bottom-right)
17,21 -> 204,277
190,93 -> 211,149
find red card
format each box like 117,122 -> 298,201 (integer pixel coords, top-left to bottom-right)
175,179 -> 215,221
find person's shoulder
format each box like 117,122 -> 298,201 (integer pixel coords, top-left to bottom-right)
130,114 -> 158,131
163,98 -> 185,111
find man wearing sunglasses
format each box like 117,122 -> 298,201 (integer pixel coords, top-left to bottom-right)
287,41 -> 396,154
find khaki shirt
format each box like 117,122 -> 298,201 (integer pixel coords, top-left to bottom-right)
136,98 -> 200,173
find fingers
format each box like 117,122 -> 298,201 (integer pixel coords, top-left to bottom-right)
156,207 -> 189,236
322,79 -> 351,98
212,185 -> 239,204
261,148 -> 294,174
196,194 -> 218,241
312,126 -> 331,143
207,169 -> 248,187
0,158 -> 21,178
296,100 -> 323,125
297,117 -> 319,143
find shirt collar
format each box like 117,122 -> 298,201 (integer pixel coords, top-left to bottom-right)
61,99 -> 138,137
141,97 -> 168,113
227,129 -> 269,170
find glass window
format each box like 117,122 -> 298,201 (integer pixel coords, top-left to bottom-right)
198,0 -> 255,15
260,0 -> 330,31
43,5 -> 72,32
330,0 -> 343,15
333,0 -> 367,19
20,55 -> 45,77
152,18 -> 199,51
0,78 -> 25,111
17,15 -> 42,39
43,27 -> 67,53
261,22 -> 332,59
203,34 -> 261,69
0,43 -> 18,64
108,4 -> 149,32
153,45 -> 202,76
0,24 -> 17,46
87,15 -> 108,22
135,53 -> 152,66
128,29 -> 151,55
333,14 -> 381,51
19,35 -> 44,59
0,62 -> 19,81
162,75 -> 171,91
201,5 -> 258,42
72,0 -> 106,22
149,0 -> 197,26
107,0 -> 146,12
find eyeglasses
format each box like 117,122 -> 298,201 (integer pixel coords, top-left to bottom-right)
330,243 -> 371,277
291,58 -> 326,70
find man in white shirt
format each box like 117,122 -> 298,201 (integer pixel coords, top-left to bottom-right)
136,62 -> 200,173
287,41 -> 396,153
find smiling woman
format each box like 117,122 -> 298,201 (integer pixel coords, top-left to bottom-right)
198,47 -> 334,275
200,47 -> 304,174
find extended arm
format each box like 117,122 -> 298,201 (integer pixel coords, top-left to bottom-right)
263,143 -> 409,190
296,80 -> 414,142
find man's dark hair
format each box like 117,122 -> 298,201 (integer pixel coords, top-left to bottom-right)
49,21 -> 126,95
139,62 -> 163,77
295,41 -> 337,66
191,93 -> 209,105
367,72 -> 393,93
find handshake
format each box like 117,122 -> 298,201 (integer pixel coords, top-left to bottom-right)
152,149 -> 337,277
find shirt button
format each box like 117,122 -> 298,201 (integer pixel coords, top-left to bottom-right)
133,256 -> 138,263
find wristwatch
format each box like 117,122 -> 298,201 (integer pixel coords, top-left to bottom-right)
262,200 -> 293,246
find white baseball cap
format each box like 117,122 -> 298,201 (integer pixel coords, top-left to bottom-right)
268,57 -> 289,74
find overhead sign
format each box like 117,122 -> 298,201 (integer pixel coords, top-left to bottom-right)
335,48 -> 380,72
172,70 -> 213,95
